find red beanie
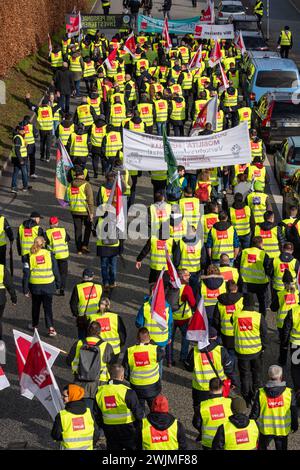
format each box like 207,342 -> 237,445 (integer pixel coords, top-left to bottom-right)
151,395 -> 169,413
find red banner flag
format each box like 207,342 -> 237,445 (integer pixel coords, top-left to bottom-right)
124,31 -> 136,58
186,298 -> 209,349
151,269 -> 167,329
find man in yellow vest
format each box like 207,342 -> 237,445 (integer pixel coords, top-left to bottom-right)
95,363 -> 144,450
218,253 -> 240,283
109,96 -> 126,132
179,186 -> 201,228
250,128 -> 265,161
83,57 -> 97,94
101,0 -> 111,14
10,124 -> 29,194
220,82 -> 238,128
153,91 -> 168,136
68,50 -> 84,97
278,26 -> 293,58
254,210 -> 284,259
17,211 -> 44,261
124,73 -> 137,112
237,102 -> 252,129
169,93 -> 186,136
232,293 -> 268,406
229,192 -> 251,248
213,396 -> 259,450
123,328 -> 165,410
282,303 -> 300,397
90,116 -> 107,178
50,45 -> 63,72
137,94 -> 154,134
102,125 -> 123,174
51,384 -> 99,450
193,378 -> 232,450
22,115 -> 39,179
250,365 -> 298,450
246,180 -> 271,226
185,326 -> 238,405
207,211 -> 240,264
137,394 -> 187,450
74,97 -> 97,131
67,321 -> 115,404
247,157 -> 267,191
0,213 -> 14,266
235,236 -> 272,316
67,167 -> 94,254
46,216 -> 70,296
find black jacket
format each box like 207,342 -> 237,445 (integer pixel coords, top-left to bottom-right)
212,413 -> 255,450
54,68 -> 75,95
270,252 -> 300,282
192,392 -> 223,433
0,267 -> 17,305
250,383 -> 298,432
16,219 -> 44,256
51,399 -> 100,446
213,291 -> 243,350
136,412 -> 187,450
257,221 -> 284,248
23,251 -> 61,295
185,339 -> 239,387
282,309 -> 297,347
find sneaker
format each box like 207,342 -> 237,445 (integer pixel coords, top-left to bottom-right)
30,174 -> 38,179
22,188 -> 28,192
11,188 -> 18,194
109,282 -> 117,288
46,158 -> 50,163
81,246 -> 90,253
48,328 -> 57,337
77,251 -> 83,255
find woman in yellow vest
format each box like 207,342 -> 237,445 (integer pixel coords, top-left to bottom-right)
23,236 -> 61,336
200,265 -> 226,323
45,216 -> 70,296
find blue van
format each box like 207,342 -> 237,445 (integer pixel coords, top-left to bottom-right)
243,52 -> 300,107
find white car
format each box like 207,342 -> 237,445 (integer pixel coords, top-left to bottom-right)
218,1 -> 246,19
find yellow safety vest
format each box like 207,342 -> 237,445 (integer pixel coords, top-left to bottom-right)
276,290 -> 299,329
0,264 -> 4,289
69,55 -> 82,73
193,346 -> 226,391
150,203 -> 172,233
210,226 -> 235,260
290,305 -> 300,345
179,46 -> 190,63
87,312 -> 120,354
76,282 -> 102,316
219,265 -> 239,283
62,39 -> 71,55
248,165 -> 266,188
87,96 -> 101,115
136,58 -> 149,76
280,30 -> 292,46
83,61 -> 96,78
170,100 -> 186,121
137,103 -> 154,127
105,132 -> 122,157
12,135 -> 27,159
254,225 -> 280,258
240,247 -> 268,284
70,133 -> 89,158
46,227 -> 69,260
223,420 -> 259,450
125,80 -> 137,101
201,213 -> 219,243
227,69 -> 239,88
58,123 -> 74,146
247,192 -> 268,224
222,89 -> 238,107
37,106 -> 53,131
77,104 -> 94,127
96,218 -> 120,247
200,397 -> 232,448
71,336 -> 109,382
179,197 -> 200,227
181,72 -> 193,90
115,73 -> 126,92
154,99 -> 168,122
0,217 -> 6,247
110,92 -> 125,105
251,140 -> 263,159
96,383 -> 135,425
67,183 -> 88,213
150,171 -> 167,181
29,249 -> 54,285
178,239 -> 202,273
110,103 -> 126,128
257,387 -> 292,436
254,0 -> 263,15
127,344 -> 160,386
60,408 -> 94,450
169,218 -> 187,241
273,257 -> 297,291
143,301 -> 170,344
23,123 -> 35,145
150,237 -> 173,271
51,51 -> 63,68
172,285 -> 193,321
232,163 -> 249,186
201,282 -> 226,309
128,120 -> 145,133
142,418 -> 178,450
170,83 -> 183,96
18,224 -> 40,256
90,124 -> 107,147
233,310 -> 262,355
192,99 -> 208,122
218,297 -> 244,337
229,206 -> 251,237
238,107 -> 252,129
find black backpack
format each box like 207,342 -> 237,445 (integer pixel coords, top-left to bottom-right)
77,340 -> 102,382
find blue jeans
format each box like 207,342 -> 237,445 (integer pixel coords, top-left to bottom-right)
101,256 -> 117,285
11,163 -> 28,189
58,94 -> 70,114
156,122 -> 166,136
168,321 -> 190,363
239,233 -> 251,249
75,80 -> 81,97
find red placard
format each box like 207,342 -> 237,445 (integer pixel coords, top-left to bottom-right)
238,317 -> 253,331
209,404 -> 225,420
150,426 -> 169,443
52,231 -> 62,240
72,417 -> 85,431
235,430 -> 249,444
97,317 -> 111,332
104,395 -> 117,409
35,255 -> 45,265
134,351 -> 150,367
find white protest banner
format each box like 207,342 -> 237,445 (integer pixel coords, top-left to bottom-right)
123,123 -> 251,171
194,23 -> 234,40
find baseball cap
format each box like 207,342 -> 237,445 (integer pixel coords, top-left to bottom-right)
30,211 -> 43,219
49,216 -> 58,225
151,395 -> 169,413
83,268 -> 94,279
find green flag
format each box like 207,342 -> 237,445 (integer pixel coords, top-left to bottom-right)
163,127 -> 180,187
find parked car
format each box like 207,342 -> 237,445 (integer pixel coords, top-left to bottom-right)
232,14 -> 259,31
274,137 -> 300,188
217,1 -> 246,20
241,31 -> 269,51
242,54 -> 300,106
282,169 -> 300,218
252,93 -> 300,146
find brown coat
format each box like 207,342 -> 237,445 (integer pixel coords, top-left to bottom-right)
70,177 -> 94,216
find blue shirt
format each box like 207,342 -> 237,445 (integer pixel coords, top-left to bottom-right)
136,295 -> 173,347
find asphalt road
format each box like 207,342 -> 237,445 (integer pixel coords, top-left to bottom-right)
0,0 -> 299,451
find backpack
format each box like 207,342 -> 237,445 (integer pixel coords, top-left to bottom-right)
166,182 -> 182,202
77,340 -> 102,382
195,183 -> 209,202
165,284 -> 187,316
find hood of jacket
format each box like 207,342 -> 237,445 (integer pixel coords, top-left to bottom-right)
213,221 -> 231,231
263,382 -> 287,398
217,292 -> 243,305
258,221 -> 276,231
147,412 -> 175,430
202,275 -> 224,290
232,201 -> 246,210
229,413 -> 250,428
65,399 -> 87,415
280,252 -> 294,262
22,219 -> 40,229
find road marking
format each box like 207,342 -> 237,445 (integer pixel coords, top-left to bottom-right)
90,0 -> 98,13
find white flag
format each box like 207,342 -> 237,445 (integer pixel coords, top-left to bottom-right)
186,297 -> 209,349
188,45 -> 202,71
0,366 -> 10,391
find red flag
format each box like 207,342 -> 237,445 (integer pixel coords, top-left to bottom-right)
165,246 -> 181,289
0,366 -> 10,391
116,172 -> 125,232
104,47 -> 118,71
66,11 -> 81,38
189,45 -> 202,70
13,329 -> 61,399
190,95 -> 218,136
209,40 -> 222,67
162,17 -> 172,52
186,298 -> 209,349
151,269 -> 167,329
200,0 -> 215,23
20,329 -> 64,419
219,62 -> 229,93
124,31 -> 136,58
234,31 -> 246,56
47,34 -> 52,57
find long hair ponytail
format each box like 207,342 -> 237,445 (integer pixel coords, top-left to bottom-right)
30,236 -> 45,255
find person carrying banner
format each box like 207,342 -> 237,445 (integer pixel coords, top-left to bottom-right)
51,383 -> 99,450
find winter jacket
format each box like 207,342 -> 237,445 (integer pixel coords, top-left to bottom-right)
213,291 -> 244,350
17,219 -> 45,257
136,412 -> 187,450
54,68 -> 75,95
212,413 -> 256,449
69,178 -> 94,217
